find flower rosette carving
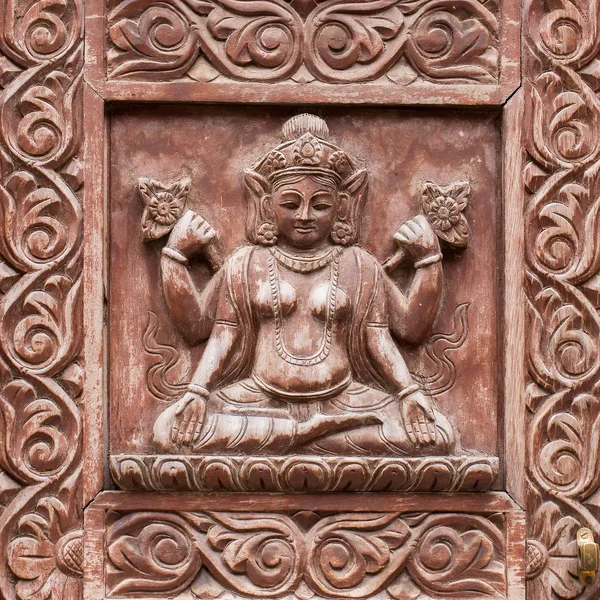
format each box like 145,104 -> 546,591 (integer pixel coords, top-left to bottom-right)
407,514 -> 506,597
305,513 -> 412,597
139,177 -> 190,241
108,0 -> 303,81
4,470 -> 83,600
525,491 -> 584,600
421,181 -> 469,247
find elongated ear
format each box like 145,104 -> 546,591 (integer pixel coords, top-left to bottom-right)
261,194 -> 274,222
244,169 -> 271,244
336,192 -> 350,221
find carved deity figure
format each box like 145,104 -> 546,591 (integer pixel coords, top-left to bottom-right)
153,114 -> 457,456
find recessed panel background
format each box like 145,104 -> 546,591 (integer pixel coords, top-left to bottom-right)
108,106 -> 501,458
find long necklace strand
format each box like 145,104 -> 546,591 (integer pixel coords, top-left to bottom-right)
268,251 -> 340,366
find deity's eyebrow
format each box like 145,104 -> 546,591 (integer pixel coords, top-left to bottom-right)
310,191 -> 334,202
277,190 -> 303,200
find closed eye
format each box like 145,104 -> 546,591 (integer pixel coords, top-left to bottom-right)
279,201 -> 300,209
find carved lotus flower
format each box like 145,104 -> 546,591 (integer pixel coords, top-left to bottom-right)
264,150 -> 287,176
140,177 -> 190,241
422,181 -> 470,247
328,151 -> 352,178
526,501 -> 582,599
8,518 -> 83,600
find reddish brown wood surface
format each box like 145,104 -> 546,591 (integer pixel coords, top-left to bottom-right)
520,3 -> 600,600
108,107 -> 501,467
0,0 -> 598,599
84,492 -> 525,600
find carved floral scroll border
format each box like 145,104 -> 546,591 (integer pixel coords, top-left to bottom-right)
103,510 -> 508,599
2,0 -> 600,598
105,0 -> 501,85
0,0 -> 85,599
523,0 -> 600,599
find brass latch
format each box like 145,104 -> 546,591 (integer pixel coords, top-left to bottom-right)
577,528 -> 600,586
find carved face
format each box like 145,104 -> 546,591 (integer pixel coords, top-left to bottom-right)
271,175 -> 339,249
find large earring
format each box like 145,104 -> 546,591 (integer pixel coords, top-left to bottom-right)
257,194 -> 278,245
256,221 -> 278,246
331,193 -> 353,245
331,220 -> 353,245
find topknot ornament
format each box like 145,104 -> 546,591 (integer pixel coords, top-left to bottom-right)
281,114 -> 329,142
253,114 -> 357,182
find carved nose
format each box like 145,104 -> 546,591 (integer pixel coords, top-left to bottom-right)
296,202 -> 314,221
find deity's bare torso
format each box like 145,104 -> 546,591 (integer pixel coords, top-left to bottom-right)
252,246 -> 355,396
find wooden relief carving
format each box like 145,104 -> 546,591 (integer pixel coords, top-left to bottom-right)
153,114 -> 457,456
523,0 -> 600,599
104,112 -> 506,494
108,106 -> 503,492
110,454 -> 498,493
0,0 -> 84,598
105,510 -> 506,599
105,0 -> 502,85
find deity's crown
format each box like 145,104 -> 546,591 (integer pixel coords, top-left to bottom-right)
254,114 -> 354,183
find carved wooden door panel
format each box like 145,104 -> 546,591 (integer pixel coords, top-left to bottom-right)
0,1 -> 598,599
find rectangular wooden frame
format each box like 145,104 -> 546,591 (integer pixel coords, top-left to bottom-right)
0,0 -> 597,598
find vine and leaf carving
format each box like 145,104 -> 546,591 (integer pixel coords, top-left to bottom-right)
106,0 -> 500,85
0,0 -> 84,599
105,510 -> 506,599
524,0 -> 600,598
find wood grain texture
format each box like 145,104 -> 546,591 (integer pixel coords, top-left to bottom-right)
0,1 -> 85,598
4,0 -> 600,598
84,0 -> 521,105
522,1 -> 600,599
84,492 -> 525,600
504,91 -> 527,506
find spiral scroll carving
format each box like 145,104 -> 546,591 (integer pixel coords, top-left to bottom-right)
105,510 -> 509,598
107,511 -> 304,598
0,1 -> 84,599
524,0 -> 600,599
107,0 -> 502,85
